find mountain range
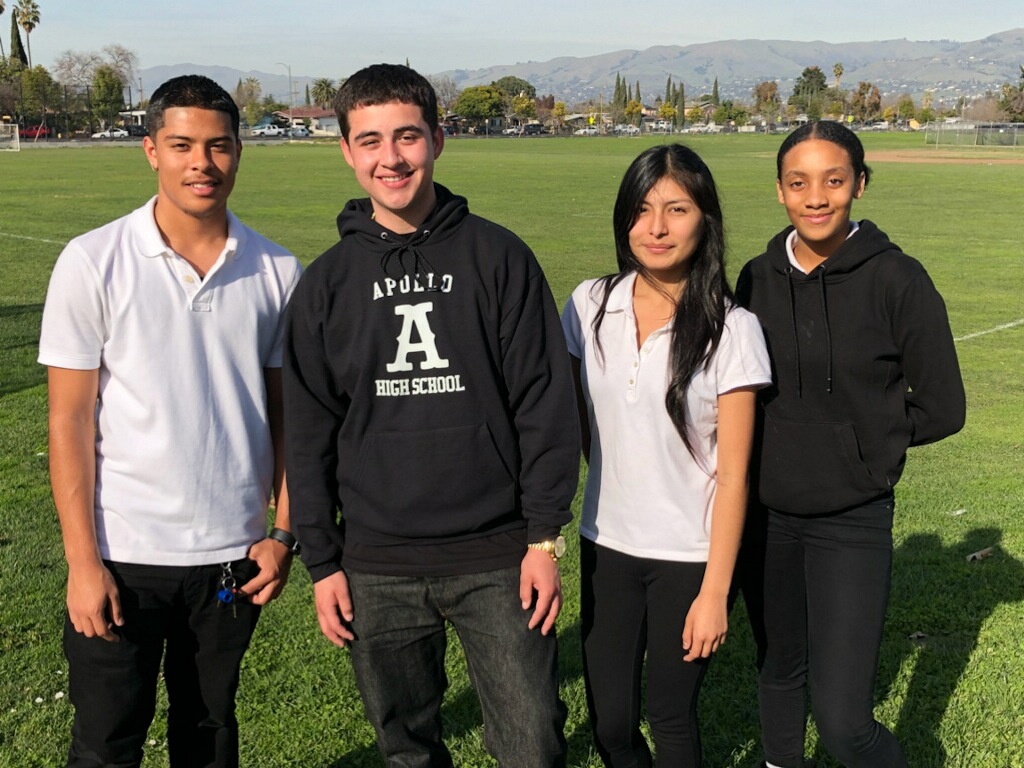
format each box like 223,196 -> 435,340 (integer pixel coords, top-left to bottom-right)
140,28 -> 1024,108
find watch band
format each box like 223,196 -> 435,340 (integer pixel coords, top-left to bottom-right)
527,535 -> 566,561
267,527 -> 300,554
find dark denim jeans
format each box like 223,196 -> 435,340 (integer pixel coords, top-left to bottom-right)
347,566 -> 567,768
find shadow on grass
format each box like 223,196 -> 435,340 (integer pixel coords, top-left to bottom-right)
0,304 -> 46,397
875,526 -> 1023,766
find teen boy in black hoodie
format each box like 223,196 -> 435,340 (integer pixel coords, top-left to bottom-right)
283,64 -> 579,767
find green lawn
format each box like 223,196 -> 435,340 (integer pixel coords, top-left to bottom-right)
1,133 -> 1022,767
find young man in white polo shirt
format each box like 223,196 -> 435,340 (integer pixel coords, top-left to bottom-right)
38,75 -> 302,768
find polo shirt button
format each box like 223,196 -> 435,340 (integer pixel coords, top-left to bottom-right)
184,275 -> 195,284
628,379 -> 635,385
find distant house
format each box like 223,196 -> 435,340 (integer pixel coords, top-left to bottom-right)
272,107 -> 339,136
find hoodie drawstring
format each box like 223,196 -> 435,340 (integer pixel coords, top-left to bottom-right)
786,266 -> 834,396
378,230 -> 441,291
785,266 -> 803,397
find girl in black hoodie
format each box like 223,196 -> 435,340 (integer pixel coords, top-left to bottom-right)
736,121 -> 965,768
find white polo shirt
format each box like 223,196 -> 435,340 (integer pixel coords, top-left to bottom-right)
562,273 -> 771,562
39,197 -> 302,566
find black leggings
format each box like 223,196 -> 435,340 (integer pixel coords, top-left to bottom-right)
756,496 -> 908,768
580,539 -> 711,768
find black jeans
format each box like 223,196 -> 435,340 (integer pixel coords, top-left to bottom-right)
580,539 -> 711,768
63,559 -> 261,768
346,566 -> 567,768
757,495 -> 908,768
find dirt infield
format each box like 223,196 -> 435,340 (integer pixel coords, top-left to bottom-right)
866,149 -> 1024,165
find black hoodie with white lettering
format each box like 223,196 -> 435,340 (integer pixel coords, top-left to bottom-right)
735,220 -> 965,516
283,184 -> 580,580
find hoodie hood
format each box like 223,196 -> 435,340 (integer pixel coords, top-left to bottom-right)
765,220 -> 901,396
336,183 -> 469,278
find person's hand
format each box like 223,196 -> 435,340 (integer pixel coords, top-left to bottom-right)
67,561 -> 122,642
238,537 -> 293,605
682,591 -> 728,662
520,548 -> 562,635
313,571 -> 356,648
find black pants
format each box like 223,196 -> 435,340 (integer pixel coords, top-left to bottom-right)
580,539 -> 711,768
63,560 -> 261,768
756,496 -> 908,768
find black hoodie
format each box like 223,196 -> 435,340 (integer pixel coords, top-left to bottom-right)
735,220 -> 965,515
283,185 -> 580,580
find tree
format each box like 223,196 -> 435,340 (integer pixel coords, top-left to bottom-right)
428,75 -> 460,115
15,0 -> 39,68
491,76 -> 535,102
657,101 -> 676,124
896,93 -> 916,121
752,81 -> 779,112
20,64 -> 59,122
53,49 -> 101,87
998,66 -> 1024,122
310,78 -> 336,109
687,105 -> 704,124
711,77 -> 720,106
851,81 -> 882,123
0,0 -> 6,59
9,7 -> 27,68
511,94 -> 536,122
833,62 -> 844,90
103,45 -> 138,93
790,66 -> 827,113
551,101 -> 567,133
454,85 -> 503,131
92,64 -> 125,128
625,98 -> 642,126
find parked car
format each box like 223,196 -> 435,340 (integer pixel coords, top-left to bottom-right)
574,126 -> 598,136
523,123 -> 546,135
127,125 -> 148,137
288,126 -> 310,138
19,124 -> 51,139
614,124 -> 641,135
251,124 -> 286,137
502,126 -> 522,136
91,128 -> 129,139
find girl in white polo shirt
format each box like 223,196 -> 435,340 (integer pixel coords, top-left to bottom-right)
562,144 -> 771,767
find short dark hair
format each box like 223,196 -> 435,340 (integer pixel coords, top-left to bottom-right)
334,64 -> 438,139
777,120 -> 871,187
146,75 -> 240,139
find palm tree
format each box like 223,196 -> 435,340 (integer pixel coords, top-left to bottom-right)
833,62 -> 844,90
15,0 -> 39,68
310,78 -> 337,109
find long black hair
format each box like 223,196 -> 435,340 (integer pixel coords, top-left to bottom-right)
592,143 -> 732,456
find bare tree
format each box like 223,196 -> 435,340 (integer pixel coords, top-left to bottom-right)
103,45 -> 139,90
428,75 -> 460,114
53,49 -> 103,87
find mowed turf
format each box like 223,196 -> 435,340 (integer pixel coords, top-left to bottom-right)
1,133 -> 1021,767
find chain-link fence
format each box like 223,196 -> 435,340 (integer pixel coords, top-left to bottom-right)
924,121 -> 1023,147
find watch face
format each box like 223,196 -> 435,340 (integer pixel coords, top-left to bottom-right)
553,535 -> 566,558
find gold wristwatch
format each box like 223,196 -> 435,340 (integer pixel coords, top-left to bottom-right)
528,535 -> 567,561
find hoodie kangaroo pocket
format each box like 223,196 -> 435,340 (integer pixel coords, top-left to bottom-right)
351,423 -> 515,537
758,413 -> 881,515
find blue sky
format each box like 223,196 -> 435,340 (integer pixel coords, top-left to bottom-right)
28,0 -> 1024,79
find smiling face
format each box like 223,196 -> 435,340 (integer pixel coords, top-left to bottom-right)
776,138 -> 866,261
628,175 -> 705,288
143,107 -> 240,227
340,101 -> 445,234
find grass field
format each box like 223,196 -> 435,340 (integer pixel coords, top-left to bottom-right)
1,133 -> 1022,767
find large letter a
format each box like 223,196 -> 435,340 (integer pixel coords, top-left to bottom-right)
386,303 -> 450,372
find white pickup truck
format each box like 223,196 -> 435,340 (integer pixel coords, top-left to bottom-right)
251,124 -> 286,137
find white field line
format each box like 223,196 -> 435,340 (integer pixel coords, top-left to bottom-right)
955,318 -> 1024,342
0,232 -> 67,246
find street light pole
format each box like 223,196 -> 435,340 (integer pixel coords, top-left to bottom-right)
276,62 -> 293,132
